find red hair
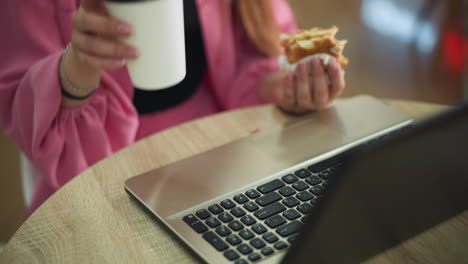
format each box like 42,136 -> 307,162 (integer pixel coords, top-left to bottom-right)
235,0 -> 284,57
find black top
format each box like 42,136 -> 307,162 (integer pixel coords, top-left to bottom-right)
133,0 -> 206,114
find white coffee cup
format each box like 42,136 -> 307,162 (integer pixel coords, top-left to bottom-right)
105,0 -> 186,90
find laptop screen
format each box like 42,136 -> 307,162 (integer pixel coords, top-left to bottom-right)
283,103 -> 468,263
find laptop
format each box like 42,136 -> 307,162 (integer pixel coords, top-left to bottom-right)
124,96 -> 468,263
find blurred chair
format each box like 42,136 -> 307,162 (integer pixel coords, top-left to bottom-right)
0,132 -> 25,241
20,153 -> 37,208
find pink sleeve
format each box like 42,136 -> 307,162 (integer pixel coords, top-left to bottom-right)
215,0 -> 297,109
0,1 -> 138,197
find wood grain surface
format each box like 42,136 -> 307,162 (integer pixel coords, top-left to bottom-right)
1,98 -> 466,264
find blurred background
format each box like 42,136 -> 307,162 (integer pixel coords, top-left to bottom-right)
0,0 -> 466,249
290,0 -> 465,103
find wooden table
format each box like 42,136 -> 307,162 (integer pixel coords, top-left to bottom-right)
1,98 -> 467,263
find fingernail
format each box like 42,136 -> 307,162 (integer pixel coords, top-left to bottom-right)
313,58 -> 321,67
117,24 -> 131,35
124,47 -> 138,58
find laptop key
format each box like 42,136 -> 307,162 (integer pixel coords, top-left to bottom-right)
203,231 -> 229,251
239,229 -> 255,240
274,241 -> 288,250
235,259 -> 248,264
287,233 -> 299,243
283,209 -> 301,220
240,215 -> 257,226
228,220 -> 244,231
330,165 -> 343,174
302,215 -> 311,223
183,214 -> 198,225
262,232 -> 279,243
221,199 -> 236,209
226,234 -> 242,246
257,179 -> 285,194
254,202 -> 286,220
243,202 -> 259,212
183,215 -> 208,233
282,174 -> 298,184
295,169 -> 311,178
261,247 -> 274,256
195,209 -> 211,220
224,249 -> 240,261
276,220 -> 303,237
310,185 -> 325,196
231,207 -> 247,217
305,176 -> 322,186
248,253 -> 262,262
246,189 -> 261,199
318,170 -> 332,180
216,226 -> 232,237
237,244 -> 253,255
250,238 -> 266,249
191,221 -> 208,234
208,204 -> 224,214
251,223 -> 267,234
234,194 -> 249,204
265,215 -> 286,228
297,203 -> 314,214
256,192 -> 281,206
311,197 -> 323,206
218,212 -> 234,223
279,186 -> 296,197
206,217 -> 221,228
308,155 -> 343,173
329,166 -> 338,173
292,181 -> 309,191
282,197 -> 300,208
296,191 -> 314,202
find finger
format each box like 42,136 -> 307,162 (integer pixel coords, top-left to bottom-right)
295,63 -> 314,111
310,58 -> 329,110
269,72 -> 286,102
73,9 -> 131,37
340,71 -> 346,96
73,48 -> 127,70
72,30 -> 137,60
328,59 -> 346,101
278,74 -> 297,111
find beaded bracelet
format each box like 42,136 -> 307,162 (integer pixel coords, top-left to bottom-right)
59,44 -> 100,100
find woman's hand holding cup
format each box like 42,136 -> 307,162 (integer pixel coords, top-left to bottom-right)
61,0 -> 137,107
69,0 -> 138,72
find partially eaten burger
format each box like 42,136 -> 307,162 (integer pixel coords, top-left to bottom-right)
279,26 -> 348,67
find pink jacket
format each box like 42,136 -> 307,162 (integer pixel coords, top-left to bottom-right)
0,0 -> 296,215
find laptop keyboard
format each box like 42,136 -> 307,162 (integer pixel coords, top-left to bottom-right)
183,161 -> 341,263
182,125 -> 412,263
